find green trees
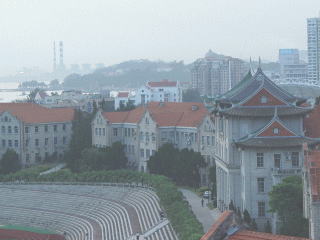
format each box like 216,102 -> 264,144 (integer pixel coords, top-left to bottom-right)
182,89 -> 202,102
269,175 -> 309,237
117,101 -> 135,111
0,149 -> 21,174
65,110 -> 93,172
148,144 -> 205,187
79,143 -> 127,171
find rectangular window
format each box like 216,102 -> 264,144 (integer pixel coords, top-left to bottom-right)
152,133 -> 156,142
140,149 -> 144,158
1,126 -> 5,134
35,153 -> 40,162
125,128 -> 127,137
95,128 -> 98,135
8,126 -> 12,134
14,140 -> 18,147
8,140 -> 12,147
292,152 -> 299,167
35,139 -> 39,146
44,125 -> 48,132
146,149 -> 150,158
25,127 -> 29,133
45,138 -> 48,146
14,126 -> 18,133
99,128 -> 101,136
207,136 -> 210,145
103,128 -> 105,136
54,137 -> 57,145
274,154 -> 281,168
25,139 -> 29,147
63,136 -> 66,144
35,126 -> 38,133
257,178 -> 265,193
256,153 -> 264,168
54,125 -> 57,132
202,136 -> 205,145
113,128 -> 118,136
2,139 -> 5,147
128,128 -> 131,137
258,201 -> 266,217
62,124 -> 66,131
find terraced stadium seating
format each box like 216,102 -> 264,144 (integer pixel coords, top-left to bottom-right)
0,183 -> 178,240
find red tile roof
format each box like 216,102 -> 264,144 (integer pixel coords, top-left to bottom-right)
229,230 -> 309,240
304,104 -> 320,138
102,102 -> 208,127
200,211 -> 233,240
258,121 -> 296,137
147,80 -> 177,87
305,150 -> 320,202
242,88 -> 287,106
0,103 -> 75,123
117,92 -> 129,98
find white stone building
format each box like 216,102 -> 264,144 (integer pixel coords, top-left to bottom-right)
92,102 -> 215,184
114,80 -> 182,110
0,103 -> 74,167
212,67 -> 315,232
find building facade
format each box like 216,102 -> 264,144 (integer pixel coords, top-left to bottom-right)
92,102 -> 215,184
0,103 -> 74,167
191,51 -> 247,97
114,80 -> 182,110
307,17 -> 320,85
212,67 -> 314,232
279,49 -> 308,84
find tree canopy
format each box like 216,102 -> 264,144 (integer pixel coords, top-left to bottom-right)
0,149 -> 21,174
269,175 -> 309,237
148,144 -> 205,187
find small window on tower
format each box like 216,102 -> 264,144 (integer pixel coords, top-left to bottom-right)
273,128 -> 279,134
260,96 -> 268,104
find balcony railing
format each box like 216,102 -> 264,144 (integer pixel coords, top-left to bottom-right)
272,168 -> 302,175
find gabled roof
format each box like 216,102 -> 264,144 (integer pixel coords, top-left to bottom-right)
0,103 -> 75,124
215,68 -> 310,116
117,92 -> 130,98
235,110 -> 317,147
102,102 -> 208,127
147,80 -> 177,88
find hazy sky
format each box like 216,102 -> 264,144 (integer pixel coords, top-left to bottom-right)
0,0 -> 320,75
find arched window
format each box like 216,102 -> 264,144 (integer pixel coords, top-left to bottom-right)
273,128 -> 279,134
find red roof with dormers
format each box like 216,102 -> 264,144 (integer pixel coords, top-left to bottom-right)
229,230 -> 309,240
147,79 -> 177,88
0,103 -> 75,124
102,102 -> 208,127
117,92 -> 129,98
258,121 -> 296,137
242,88 -> 287,106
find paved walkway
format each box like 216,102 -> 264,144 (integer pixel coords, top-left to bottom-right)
180,189 -> 221,232
39,163 -> 66,176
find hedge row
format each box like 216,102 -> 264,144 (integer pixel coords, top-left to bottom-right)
0,169 -> 204,240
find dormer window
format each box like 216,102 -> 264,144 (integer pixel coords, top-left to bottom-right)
273,128 -> 279,134
260,96 -> 268,104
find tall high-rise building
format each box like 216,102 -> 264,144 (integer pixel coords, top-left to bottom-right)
307,17 -> 320,85
278,49 -> 307,84
191,50 -> 247,97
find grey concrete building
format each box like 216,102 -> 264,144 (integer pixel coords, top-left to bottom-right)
191,50 -> 247,97
0,103 -> 74,166
211,67 -> 315,232
307,17 -> 320,85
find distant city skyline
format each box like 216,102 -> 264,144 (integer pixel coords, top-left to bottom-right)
0,0 -> 320,76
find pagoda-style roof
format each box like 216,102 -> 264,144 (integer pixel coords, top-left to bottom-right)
214,67 -> 312,117
234,111 -> 319,148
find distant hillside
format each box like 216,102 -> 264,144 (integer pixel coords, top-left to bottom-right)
63,59 -> 191,90
62,55 -> 280,90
